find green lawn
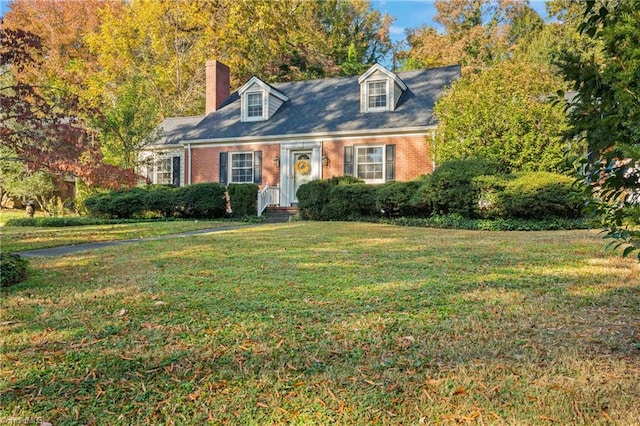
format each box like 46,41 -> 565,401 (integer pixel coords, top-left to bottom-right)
1,222 -> 639,424
0,216 -> 244,253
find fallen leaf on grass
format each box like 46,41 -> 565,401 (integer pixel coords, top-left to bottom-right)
453,387 -> 467,395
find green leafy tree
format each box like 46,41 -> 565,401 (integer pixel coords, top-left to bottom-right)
433,58 -> 573,172
559,1 -> 640,258
95,77 -> 162,169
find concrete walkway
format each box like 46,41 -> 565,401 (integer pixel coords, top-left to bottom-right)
17,224 -> 261,258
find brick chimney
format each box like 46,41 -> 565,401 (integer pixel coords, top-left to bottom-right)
205,60 -> 230,115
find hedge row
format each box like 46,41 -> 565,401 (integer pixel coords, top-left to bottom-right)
83,183 -> 259,220
297,160 -> 583,222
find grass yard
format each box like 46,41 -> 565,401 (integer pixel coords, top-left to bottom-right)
1,222 -> 639,425
0,215 -> 243,253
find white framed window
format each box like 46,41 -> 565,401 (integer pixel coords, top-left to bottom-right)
146,157 -> 172,185
246,92 -> 263,119
230,152 -> 254,183
155,158 -> 172,184
355,146 -> 384,182
367,81 -> 387,110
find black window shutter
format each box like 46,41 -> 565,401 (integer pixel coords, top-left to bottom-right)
253,150 -> 262,184
385,144 -> 395,181
344,146 -> 353,175
172,156 -> 181,186
219,152 -> 228,184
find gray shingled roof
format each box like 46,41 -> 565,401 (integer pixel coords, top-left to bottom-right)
156,116 -> 204,146
163,65 -> 460,144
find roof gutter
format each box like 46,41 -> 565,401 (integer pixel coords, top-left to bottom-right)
182,126 -> 436,146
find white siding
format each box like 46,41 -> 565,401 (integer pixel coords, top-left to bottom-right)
268,95 -> 285,119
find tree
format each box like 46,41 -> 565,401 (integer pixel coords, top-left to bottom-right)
398,0 -> 544,73
559,1 -> 640,258
433,57 -> 573,172
2,0 -> 119,104
96,77 -> 162,169
0,22 -> 137,189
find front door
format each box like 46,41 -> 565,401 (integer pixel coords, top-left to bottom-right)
292,151 -> 313,203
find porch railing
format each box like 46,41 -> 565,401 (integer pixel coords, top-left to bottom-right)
257,184 -> 280,217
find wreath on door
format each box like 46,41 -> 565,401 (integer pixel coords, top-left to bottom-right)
295,159 -> 311,175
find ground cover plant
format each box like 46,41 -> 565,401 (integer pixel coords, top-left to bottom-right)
0,218 -> 243,253
1,222 -> 638,424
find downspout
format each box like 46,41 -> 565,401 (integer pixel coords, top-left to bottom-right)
187,143 -> 192,185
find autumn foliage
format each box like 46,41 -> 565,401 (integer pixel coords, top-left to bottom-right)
0,20 -> 137,189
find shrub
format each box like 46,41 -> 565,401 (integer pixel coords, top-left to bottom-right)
472,174 -> 511,219
84,188 -> 146,219
83,192 -> 112,218
430,158 -> 499,218
376,181 -> 422,218
227,183 -> 259,217
325,184 -> 377,220
143,185 -> 177,217
0,252 -> 28,287
175,183 -> 227,218
409,175 -> 434,217
297,180 -> 332,220
499,172 -> 582,219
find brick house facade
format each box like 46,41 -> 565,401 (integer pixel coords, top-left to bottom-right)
141,61 -> 459,207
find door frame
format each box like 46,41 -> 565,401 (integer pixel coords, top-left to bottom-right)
279,141 -> 322,206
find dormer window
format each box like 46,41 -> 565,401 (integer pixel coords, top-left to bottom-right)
247,92 -> 264,119
368,81 -> 388,110
358,63 -> 407,113
239,76 -> 289,122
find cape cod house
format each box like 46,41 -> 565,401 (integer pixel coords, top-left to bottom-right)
140,61 -> 460,213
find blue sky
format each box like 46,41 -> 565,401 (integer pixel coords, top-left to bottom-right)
372,0 -> 550,43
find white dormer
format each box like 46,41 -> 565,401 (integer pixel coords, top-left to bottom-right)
358,63 -> 407,113
238,77 -> 289,122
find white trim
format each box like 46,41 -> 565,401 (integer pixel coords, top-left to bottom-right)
183,126 -> 436,146
365,80 -> 389,112
243,91 -> 265,121
279,141 -> 322,207
358,63 -> 407,91
238,76 -> 289,102
187,143 -> 192,185
354,145 -> 385,184
228,151 -> 255,184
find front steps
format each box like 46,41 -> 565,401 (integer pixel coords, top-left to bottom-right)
262,206 -> 299,223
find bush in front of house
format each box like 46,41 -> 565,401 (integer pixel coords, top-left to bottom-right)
325,184 -> 378,221
429,158 -> 500,218
408,175 -> 434,217
297,179 -> 332,220
0,252 -> 28,288
376,181 -> 422,218
297,176 -> 365,220
84,188 -> 147,219
143,185 -> 177,217
174,183 -> 227,218
84,183 -> 228,219
227,183 -> 259,217
472,174 -> 511,219
498,172 -> 582,219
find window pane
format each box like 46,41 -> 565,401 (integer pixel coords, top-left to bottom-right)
156,158 -> 171,184
231,153 -> 253,183
356,147 -> 383,180
247,93 -> 263,117
368,81 -> 387,108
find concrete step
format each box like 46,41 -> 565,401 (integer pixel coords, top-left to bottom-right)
263,207 -> 299,223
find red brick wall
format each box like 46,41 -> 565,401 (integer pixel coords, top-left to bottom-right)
186,134 -> 433,187
188,144 -> 281,188
321,134 -> 433,180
